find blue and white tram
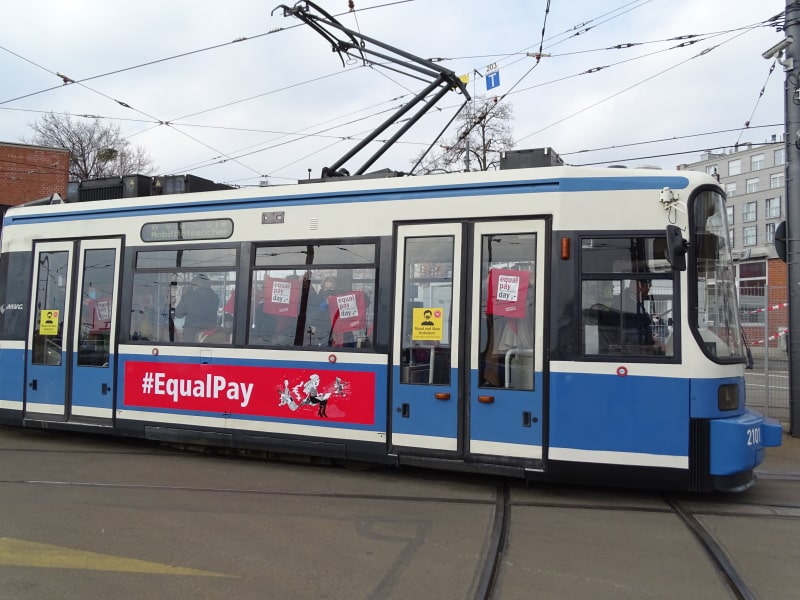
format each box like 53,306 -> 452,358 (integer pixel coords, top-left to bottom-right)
0,165 -> 782,491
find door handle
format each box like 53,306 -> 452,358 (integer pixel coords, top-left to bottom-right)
101,383 -> 111,395
29,379 -> 37,391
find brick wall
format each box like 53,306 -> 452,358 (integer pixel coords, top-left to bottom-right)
769,258 -> 788,290
0,142 -> 70,206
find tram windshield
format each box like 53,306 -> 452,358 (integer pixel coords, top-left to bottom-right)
692,190 -> 744,360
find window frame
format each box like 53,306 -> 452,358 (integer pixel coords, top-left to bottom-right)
127,242 -> 239,346
766,197 -> 781,218
743,226 -> 757,246
248,238 -> 380,352
578,234 -> 677,361
742,201 -> 757,223
766,222 -> 777,243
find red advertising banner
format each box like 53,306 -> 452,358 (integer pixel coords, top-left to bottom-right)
124,361 -> 375,424
263,277 -> 302,317
486,269 -> 530,318
327,291 -> 367,333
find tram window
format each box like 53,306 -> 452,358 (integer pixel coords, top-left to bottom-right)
255,244 -> 375,266
248,242 -> 377,350
135,248 -> 236,269
77,248 -> 116,367
32,250 -> 69,365
478,233 -> 537,390
580,236 -> 674,359
399,236 -> 454,385
130,248 -> 237,345
581,237 -> 670,274
0,251 -> 31,340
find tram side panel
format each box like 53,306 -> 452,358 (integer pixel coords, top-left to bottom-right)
111,232 -> 397,464
113,349 -> 392,464
545,231 -> 689,489
0,250 -> 32,420
544,228 -> 781,492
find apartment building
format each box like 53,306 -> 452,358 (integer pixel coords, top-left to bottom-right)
678,139 -> 788,345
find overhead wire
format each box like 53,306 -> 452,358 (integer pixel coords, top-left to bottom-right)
225,3 -> 778,179
0,1 -> 784,183
734,59 -> 779,148
0,0 -> 417,182
0,0 -> 416,106
571,142 -> 783,167
560,122 -> 783,157
163,93 -> 420,174
515,27 -> 757,145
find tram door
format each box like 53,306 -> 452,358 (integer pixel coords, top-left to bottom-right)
26,239 -> 121,423
390,220 -> 546,466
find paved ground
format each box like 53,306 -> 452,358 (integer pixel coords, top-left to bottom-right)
0,427 -> 797,599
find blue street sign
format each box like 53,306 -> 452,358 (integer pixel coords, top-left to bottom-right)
486,70 -> 500,91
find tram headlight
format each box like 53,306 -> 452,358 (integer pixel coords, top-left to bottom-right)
718,384 -> 739,411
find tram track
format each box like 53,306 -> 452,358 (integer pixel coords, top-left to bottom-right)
666,495 -> 756,600
471,481 -> 510,600
3,433 -> 799,600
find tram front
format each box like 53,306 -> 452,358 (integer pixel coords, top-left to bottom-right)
688,188 -> 782,491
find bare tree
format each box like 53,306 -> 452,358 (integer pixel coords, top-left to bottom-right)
27,112 -> 157,180
412,97 -> 514,174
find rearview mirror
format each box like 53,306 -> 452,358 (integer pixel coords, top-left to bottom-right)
665,225 -> 688,271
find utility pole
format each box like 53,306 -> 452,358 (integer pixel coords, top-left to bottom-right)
782,0 -> 800,436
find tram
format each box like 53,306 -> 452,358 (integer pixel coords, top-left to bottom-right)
0,163 -> 783,492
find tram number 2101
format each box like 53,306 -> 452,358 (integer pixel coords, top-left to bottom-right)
746,426 -> 762,447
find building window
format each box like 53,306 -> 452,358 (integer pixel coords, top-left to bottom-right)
706,165 -> 718,176
766,197 -> 781,218
726,205 -> 734,224
725,182 -> 736,197
746,178 -> 759,194
771,172 -> 784,189
738,261 -> 767,325
729,228 -> 735,247
750,153 -> 765,170
743,226 -> 757,246
742,201 -> 757,222
766,222 -> 776,243
775,147 -> 786,166
729,159 -> 741,176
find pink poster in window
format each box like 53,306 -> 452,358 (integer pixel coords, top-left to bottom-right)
486,269 -> 530,318
327,291 -> 367,333
262,277 -> 302,317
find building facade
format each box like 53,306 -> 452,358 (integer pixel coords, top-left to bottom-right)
0,142 -> 70,207
679,139 -> 788,347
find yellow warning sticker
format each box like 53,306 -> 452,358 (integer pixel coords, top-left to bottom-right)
412,307 -> 443,341
39,310 -> 60,336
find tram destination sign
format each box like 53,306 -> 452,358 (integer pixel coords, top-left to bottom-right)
141,218 -> 233,242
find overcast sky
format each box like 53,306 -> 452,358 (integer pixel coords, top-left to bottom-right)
0,0 -> 788,186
